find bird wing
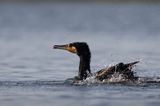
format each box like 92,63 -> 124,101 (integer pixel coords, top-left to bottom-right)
95,61 -> 139,81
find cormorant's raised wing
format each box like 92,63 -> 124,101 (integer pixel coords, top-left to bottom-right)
95,61 -> 139,81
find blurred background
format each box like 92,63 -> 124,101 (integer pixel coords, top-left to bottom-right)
0,0 -> 160,80
0,0 -> 160,106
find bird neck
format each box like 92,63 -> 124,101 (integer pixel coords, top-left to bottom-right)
78,55 -> 91,80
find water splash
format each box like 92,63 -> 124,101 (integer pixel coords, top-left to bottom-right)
70,73 -> 160,86
0,76 -> 159,87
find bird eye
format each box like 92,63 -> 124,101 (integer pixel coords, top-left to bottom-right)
68,44 -> 73,47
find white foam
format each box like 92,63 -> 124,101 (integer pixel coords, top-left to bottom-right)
73,72 -> 131,85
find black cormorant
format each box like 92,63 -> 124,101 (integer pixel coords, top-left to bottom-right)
54,42 -> 139,81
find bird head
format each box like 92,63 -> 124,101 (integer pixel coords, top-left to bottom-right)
53,42 -> 91,57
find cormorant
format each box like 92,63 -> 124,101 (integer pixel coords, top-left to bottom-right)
54,42 -> 139,81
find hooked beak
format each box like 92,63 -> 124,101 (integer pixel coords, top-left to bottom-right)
53,45 -> 67,50
53,44 -> 77,54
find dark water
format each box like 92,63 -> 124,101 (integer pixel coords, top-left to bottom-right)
0,2 -> 160,106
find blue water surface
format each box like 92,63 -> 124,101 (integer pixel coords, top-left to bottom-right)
0,2 -> 160,106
